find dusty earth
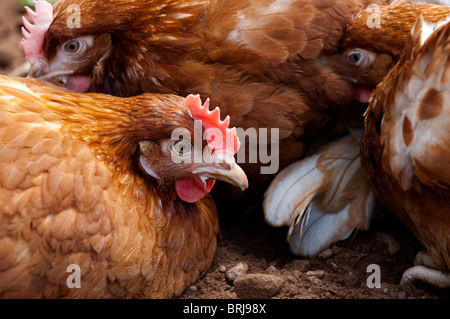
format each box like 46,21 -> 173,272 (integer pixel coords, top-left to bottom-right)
0,0 -> 449,300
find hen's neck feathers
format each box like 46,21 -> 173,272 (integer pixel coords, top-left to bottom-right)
20,79 -> 197,210
342,5 -> 450,58
36,89 -> 191,159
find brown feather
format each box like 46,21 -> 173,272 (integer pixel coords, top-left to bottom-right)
342,4 -> 450,59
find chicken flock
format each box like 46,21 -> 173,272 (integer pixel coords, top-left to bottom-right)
0,0 -> 449,298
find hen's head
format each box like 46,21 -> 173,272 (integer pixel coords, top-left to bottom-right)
136,94 -> 247,203
32,84 -> 248,204
326,48 -> 395,103
327,4 -> 450,104
22,0 -> 206,96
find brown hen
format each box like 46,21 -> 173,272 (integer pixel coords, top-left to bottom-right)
360,16 -> 450,288
0,75 -> 247,298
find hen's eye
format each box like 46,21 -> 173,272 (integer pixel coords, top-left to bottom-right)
172,140 -> 192,156
64,40 -> 81,53
348,52 -> 361,64
346,49 -> 376,68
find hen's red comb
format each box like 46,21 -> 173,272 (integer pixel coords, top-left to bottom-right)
185,94 -> 241,159
21,0 -> 54,64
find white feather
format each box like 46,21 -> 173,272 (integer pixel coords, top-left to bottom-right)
264,134 -> 376,257
263,153 -> 323,227
419,15 -> 450,47
289,202 -> 355,257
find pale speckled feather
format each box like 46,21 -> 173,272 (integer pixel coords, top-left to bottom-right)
360,17 -> 450,278
381,17 -> 450,190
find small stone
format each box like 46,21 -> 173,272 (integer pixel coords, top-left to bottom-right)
308,276 -> 323,286
377,233 -> 401,255
184,285 -> 198,296
218,265 -> 227,273
306,270 -> 325,279
226,262 -> 248,282
286,259 -> 311,272
269,259 -> 280,267
286,275 -> 295,284
234,274 -> 285,299
265,265 -> 278,274
318,248 -> 334,259
398,291 -> 407,299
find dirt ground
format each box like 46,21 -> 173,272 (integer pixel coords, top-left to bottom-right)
0,0 -> 448,300
0,0 -> 25,76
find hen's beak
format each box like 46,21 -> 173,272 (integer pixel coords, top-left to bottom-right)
194,162 -> 249,191
27,59 -> 50,79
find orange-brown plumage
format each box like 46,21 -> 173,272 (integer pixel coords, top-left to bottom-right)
360,17 -> 450,288
0,75 -> 248,298
342,4 -> 450,59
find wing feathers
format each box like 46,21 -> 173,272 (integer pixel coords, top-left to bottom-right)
383,19 -> 450,190
264,135 -> 375,257
206,0 -> 369,66
263,153 -> 323,227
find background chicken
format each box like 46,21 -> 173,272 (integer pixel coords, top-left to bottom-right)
0,75 -> 247,298
21,0 -> 386,213
360,16 -> 450,288
327,2 -> 450,103
263,0 -> 450,258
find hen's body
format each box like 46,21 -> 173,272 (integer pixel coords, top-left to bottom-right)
0,76 -> 245,298
360,18 -> 450,288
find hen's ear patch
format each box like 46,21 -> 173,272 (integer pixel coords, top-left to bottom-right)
139,155 -> 160,180
21,0 -> 54,64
